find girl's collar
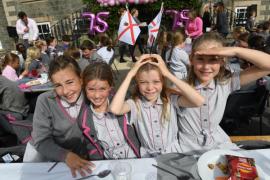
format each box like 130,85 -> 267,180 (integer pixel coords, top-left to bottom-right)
195,79 -> 216,90
140,95 -> 163,108
60,92 -> 84,108
90,99 -> 110,114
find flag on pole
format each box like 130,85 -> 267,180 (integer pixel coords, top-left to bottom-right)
147,2 -> 163,46
117,10 -> 141,45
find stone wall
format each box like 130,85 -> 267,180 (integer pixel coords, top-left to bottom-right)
15,0 -> 84,25
0,1 -> 14,51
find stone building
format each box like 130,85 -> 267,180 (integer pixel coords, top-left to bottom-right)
0,0 -> 84,50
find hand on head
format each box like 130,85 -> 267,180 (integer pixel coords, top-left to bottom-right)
195,47 -> 237,58
65,152 -> 96,178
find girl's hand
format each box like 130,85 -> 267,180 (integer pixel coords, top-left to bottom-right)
128,54 -> 151,77
148,54 -> 171,77
65,152 -> 96,178
195,47 -> 238,58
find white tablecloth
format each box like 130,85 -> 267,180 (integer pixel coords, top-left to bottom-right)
0,158 -> 157,180
1,149 -> 270,180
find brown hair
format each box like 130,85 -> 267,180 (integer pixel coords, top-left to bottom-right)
48,55 -> 81,80
132,60 -> 170,123
64,46 -> 81,60
2,53 -> 19,69
99,34 -> 113,52
188,32 -> 232,86
82,61 -> 114,88
167,29 -> 186,62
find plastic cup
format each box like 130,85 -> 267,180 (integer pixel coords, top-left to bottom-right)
111,162 -> 132,180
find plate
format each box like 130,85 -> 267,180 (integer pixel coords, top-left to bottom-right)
197,149 -> 266,180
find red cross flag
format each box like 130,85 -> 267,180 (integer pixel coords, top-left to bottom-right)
117,10 -> 141,45
147,3 -> 163,46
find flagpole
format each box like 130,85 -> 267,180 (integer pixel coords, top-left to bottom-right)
149,37 -> 155,55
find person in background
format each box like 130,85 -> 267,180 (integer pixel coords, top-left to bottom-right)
202,4 -> 212,33
16,11 -> 39,48
35,40 -> 50,67
129,8 -> 145,62
23,56 -> 95,178
245,10 -> 256,33
24,46 -> 44,77
185,9 -> 203,40
16,43 -> 26,73
166,30 -> 190,80
96,34 -> 114,64
0,75 -> 29,120
46,36 -> 59,62
1,53 -> 27,81
213,2 -> 229,38
79,40 -> 103,71
118,8 -> 128,63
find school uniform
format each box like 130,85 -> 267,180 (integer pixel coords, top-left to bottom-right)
177,73 -> 241,153
23,91 -> 88,162
2,65 -> 19,81
78,101 -> 140,160
126,95 -> 181,157
0,75 -> 29,119
165,47 -> 190,80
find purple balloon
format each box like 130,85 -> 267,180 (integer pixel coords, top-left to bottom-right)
165,10 -> 180,31
95,12 -> 110,34
82,12 -> 96,35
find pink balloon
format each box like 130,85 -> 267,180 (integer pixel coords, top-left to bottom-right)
82,12 -> 96,35
180,9 -> 189,20
95,12 -> 110,34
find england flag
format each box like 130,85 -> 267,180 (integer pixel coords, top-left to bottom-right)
147,3 -> 163,46
117,10 -> 141,45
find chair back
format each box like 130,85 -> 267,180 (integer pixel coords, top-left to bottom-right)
224,85 -> 269,119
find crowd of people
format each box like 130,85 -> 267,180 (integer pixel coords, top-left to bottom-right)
1,4 -> 270,178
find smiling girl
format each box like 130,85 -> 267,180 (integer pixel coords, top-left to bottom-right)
23,56 -> 95,178
177,32 -> 270,153
78,62 -> 140,160
110,54 -> 204,157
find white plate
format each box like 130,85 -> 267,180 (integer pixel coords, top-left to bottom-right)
197,149 -> 266,180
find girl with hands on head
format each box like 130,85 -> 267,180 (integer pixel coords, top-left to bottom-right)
177,32 -> 270,154
23,56 -> 95,178
110,54 -> 204,157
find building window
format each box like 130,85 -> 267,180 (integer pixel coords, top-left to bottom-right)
235,7 -> 247,26
37,22 -> 51,39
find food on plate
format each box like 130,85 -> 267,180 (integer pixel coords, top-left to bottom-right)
208,163 -> 215,170
226,155 -> 259,180
25,79 -> 41,86
217,162 -> 229,174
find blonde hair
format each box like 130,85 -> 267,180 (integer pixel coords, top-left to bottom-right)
34,40 -> 47,50
188,32 -> 232,86
25,47 -> 41,71
132,61 -> 170,124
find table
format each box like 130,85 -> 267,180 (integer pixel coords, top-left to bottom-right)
18,78 -> 54,93
0,158 -> 157,180
0,149 -> 270,180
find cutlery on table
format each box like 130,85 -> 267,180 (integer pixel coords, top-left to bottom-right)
76,169 -> 111,180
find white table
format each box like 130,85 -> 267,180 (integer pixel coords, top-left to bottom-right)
1,149 -> 270,180
0,158 -> 157,180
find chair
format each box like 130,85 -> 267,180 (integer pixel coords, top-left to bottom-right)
222,85 -> 269,135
